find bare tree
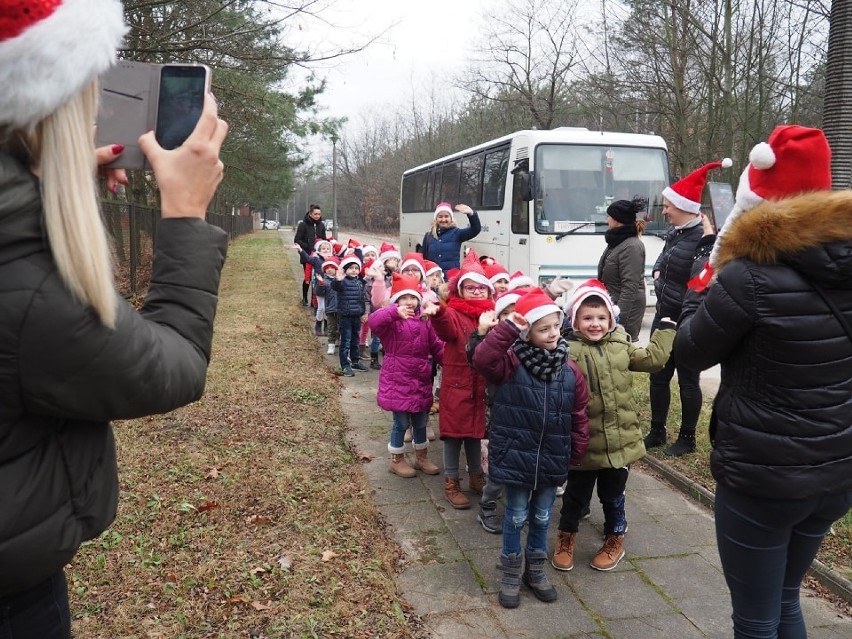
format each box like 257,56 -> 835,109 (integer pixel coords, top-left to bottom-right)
824,0 -> 852,189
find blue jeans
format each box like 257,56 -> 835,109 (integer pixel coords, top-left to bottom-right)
0,571 -> 71,639
502,484 -> 557,556
370,334 -> 381,355
338,314 -> 362,369
714,483 -> 851,639
389,410 -> 429,450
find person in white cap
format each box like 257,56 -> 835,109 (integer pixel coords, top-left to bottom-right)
0,0 -> 229,629
471,287 -> 589,608
645,157 -> 732,457
675,125 -> 852,639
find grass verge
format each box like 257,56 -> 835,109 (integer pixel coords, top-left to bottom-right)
69,234 -> 419,639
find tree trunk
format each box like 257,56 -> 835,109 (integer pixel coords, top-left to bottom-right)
824,0 -> 852,190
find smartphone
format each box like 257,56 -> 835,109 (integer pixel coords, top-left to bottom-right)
96,62 -> 211,169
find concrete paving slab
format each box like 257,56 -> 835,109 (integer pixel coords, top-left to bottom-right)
397,561 -> 487,617
636,554 -> 729,600
604,612 -> 708,639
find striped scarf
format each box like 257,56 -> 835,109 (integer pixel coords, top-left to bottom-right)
512,338 -> 570,381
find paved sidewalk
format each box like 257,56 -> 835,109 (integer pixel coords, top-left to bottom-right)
285,236 -> 850,639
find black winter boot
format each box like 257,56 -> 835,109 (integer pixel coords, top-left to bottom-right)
497,553 -> 523,608
664,432 -> 696,457
314,321 -> 325,337
301,282 -> 309,306
370,352 -> 382,370
523,549 -> 558,602
644,426 -> 667,449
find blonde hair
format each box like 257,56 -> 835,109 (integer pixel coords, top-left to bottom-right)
29,81 -> 117,327
430,216 -> 456,239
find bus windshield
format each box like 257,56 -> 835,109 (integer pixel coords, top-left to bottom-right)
533,144 -> 669,235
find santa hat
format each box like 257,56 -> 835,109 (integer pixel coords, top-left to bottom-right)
456,249 -> 494,294
424,260 -> 442,278
340,255 -> 362,271
399,252 -> 426,278
507,270 -> 536,291
314,238 -> 332,252
378,242 -> 402,263
361,245 -> 378,258
434,201 -> 454,220
494,291 -> 523,317
321,255 -> 340,271
567,279 -> 620,332
662,157 -> 733,214
347,237 -> 361,249
0,0 -> 127,130
483,261 -> 510,285
709,125 -> 832,271
389,272 -> 423,304
514,288 -> 564,338
331,240 -> 344,256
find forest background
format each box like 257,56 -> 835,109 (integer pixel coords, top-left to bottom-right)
115,0 -> 850,233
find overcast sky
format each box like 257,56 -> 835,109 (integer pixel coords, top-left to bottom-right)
295,0 -> 489,129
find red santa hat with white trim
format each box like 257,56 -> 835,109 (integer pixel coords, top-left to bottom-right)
321,255 -> 340,271
483,261 -> 510,286
567,279 -> 620,333
662,157 -> 733,214
389,272 -> 423,304
709,125 -> 832,269
494,289 -> 531,317
340,254 -> 362,271
0,0 -> 128,130
314,238 -> 332,252
399,252 -> 427,278
507,270 -> 536,291
378,242 -> 402,263
423,260 -> 442,278
514,287 -> 564,339
361,245 -> 378,258
434,201 -> 454,220
456,249 -> 494,295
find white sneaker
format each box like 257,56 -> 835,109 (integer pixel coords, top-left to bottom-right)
555,482 -> 566,496
326,343 -> 335,355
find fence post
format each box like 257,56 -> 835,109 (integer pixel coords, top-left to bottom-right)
129,203 -> 137,297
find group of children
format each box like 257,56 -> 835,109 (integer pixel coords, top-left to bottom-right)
296,235 -> 677,609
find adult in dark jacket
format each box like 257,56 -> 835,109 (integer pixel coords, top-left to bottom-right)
645,157 -> 731,457
674,125 -> 851,639
294,204 -> 328,304
420,201 -> 482,273
597,197 -> 647,340
0,3 -> 229,634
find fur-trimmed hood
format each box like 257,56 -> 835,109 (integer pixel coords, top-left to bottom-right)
715,190 -> 852,286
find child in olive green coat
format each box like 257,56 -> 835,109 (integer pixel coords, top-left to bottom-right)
552,280 -> 675,573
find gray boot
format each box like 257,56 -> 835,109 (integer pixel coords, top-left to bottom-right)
497,553 -> 522,608
523,549 -> 558,602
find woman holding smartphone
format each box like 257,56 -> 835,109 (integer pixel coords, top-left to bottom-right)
0,1 -> 229,636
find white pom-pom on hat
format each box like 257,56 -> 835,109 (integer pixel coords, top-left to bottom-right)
721,157 -> 733,169
749,142 -> 776,169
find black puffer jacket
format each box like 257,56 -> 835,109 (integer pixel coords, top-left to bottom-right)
0,152 -> 228,596
294,212 -> 328,263
653,220 -> 703,320
675,191 -> 852,500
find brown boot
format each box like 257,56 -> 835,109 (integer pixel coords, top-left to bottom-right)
389,453 -> 416,478
468,471 -> 486,495
591,535 -> 625,571
444,477 -> 470,509
413,446 -> 440,475
551,531 -> 577,571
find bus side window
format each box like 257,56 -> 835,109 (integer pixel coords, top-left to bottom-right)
511,171 -> 529,234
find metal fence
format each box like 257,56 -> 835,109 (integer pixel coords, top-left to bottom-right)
102,201 -> 254,298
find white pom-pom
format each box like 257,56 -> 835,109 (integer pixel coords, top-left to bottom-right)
721,157 -> 733,168
749,142 -> 775,169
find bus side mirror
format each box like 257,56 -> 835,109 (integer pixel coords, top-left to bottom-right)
520,170 -> 536,201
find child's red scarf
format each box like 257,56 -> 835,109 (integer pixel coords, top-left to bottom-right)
446,296 -> 495,321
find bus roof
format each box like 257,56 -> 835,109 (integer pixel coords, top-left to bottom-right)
403,128 -> 668,175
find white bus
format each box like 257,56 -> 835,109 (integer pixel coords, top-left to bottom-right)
399,128 -> 671,304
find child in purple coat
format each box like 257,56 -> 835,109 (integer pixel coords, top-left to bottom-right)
369,273 -> 445,477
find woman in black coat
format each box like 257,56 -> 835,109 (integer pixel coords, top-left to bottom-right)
294,204 -> 329,305
675,126 -> 851,639
0,4 -> 229,634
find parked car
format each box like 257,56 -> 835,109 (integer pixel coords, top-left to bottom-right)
262,219 -> 280,230
324,219 -> 334,232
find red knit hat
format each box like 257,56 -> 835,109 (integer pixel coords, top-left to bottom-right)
483,261 -> 510,285
423,260 -> 442,277
662,157 -> 733,214
567,279 -> 619,332
399,252 -> 426,278
707,125 -> 832,270
456,249 -> 493,294
514,287 -> 563,337
379,242 -> 401,263
389,272 -> 423,304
